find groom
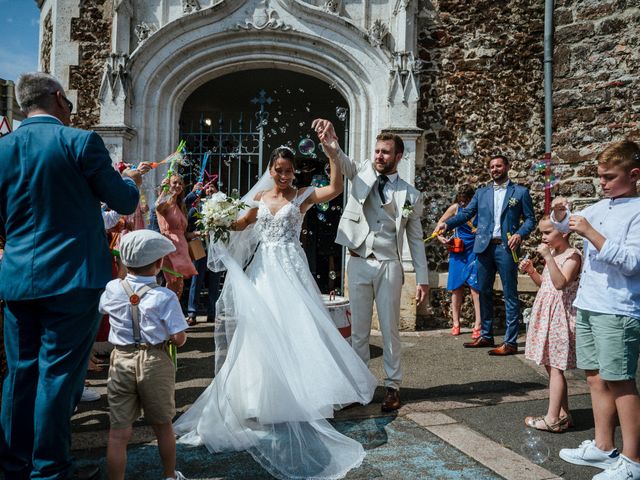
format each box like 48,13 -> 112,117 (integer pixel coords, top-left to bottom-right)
313,119 -> 429,412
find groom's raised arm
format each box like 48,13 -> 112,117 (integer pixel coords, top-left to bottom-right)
312,118 -> 358,180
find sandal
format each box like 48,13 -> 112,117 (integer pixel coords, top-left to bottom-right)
524,415 -> 566,433
451,325 -> 461,336
471,327 -> 481,339
186,316 -> 196,326
560,413 -> 574,429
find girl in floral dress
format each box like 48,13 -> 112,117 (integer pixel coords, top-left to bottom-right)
520,214 -> 582,432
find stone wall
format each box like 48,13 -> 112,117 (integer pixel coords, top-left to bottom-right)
552,0 -> 640,205
415,0 -> 639,329
69,0 -> 112,130
416,0 -> 546,327
41,10 -> 53,74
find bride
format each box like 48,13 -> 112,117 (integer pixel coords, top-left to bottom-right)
173,145 -> 377,479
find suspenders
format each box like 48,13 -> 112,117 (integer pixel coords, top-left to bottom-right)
120,279 -> 158,347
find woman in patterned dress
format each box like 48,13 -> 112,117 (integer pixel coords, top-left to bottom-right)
520,214 -> 582,432
156,174 -> 198,305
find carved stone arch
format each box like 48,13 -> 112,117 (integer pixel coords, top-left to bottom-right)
117,1 -> 396,188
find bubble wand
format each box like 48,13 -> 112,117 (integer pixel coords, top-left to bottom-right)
423,232 -> 439,243
163,140 -> 187,192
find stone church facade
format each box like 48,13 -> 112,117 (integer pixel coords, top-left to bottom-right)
36,0 -> 639,328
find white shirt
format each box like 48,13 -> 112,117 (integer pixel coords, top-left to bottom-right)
492,181 -> 509,238
551,197 -> 640,319
99,274 -> 189,345
377,172 -> 398,204
102,209 -> 122,230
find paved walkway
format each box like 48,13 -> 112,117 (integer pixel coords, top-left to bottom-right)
70,321 -> 637,480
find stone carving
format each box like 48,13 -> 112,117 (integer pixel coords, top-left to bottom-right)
99,53 -> 130,102
134,22 -> 156,42
388,51 -> 420,104
392,0 -> 411,15
236,0 -> 292,31
113,0 -> 133,15
367,19 -> 388,47
182,0 -> 201,14
323,0 -> 341,14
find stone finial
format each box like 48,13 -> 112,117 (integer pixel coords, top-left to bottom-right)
134,22 -> 156,42
99,53 -> 130,103
367,19 -> 388,48
182,0 -> 201,14
236,0 -> 292,31
323,0 -> 341,14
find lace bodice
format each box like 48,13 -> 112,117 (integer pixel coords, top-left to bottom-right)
255,199 -> 305,244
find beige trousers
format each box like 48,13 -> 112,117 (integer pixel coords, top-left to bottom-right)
347,256 -> 403,390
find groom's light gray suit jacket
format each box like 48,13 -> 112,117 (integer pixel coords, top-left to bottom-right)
333,148 -> 429,285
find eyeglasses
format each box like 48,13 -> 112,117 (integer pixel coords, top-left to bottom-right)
52,92 -> 73,113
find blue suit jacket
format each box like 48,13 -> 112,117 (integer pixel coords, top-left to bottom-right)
0,116 -> 139,300
445,182 -> 536,254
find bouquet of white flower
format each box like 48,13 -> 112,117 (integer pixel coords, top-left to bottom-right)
198,191 -> 247,242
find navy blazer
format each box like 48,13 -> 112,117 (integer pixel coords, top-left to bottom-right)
0,116 -> 139,300
445,181 -> 535,254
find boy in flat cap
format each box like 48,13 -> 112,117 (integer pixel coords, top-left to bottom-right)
99,230 -> 189,480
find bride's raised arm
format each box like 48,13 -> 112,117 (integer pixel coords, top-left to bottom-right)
301,155 -> 343,212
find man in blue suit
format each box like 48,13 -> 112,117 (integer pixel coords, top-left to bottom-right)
436,155 -> 535,355
0,73 -> 141,480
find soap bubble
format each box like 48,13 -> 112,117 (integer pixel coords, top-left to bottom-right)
530,161 -> 548,174
317,202 -> 330,212
223,158 -> 231,167
317,212 -> 326,222
520,430 -> 550,464
298,138 -> 316,156
336,107 -> 348,122
328,271 -> 337,280
302,229 -> 307,234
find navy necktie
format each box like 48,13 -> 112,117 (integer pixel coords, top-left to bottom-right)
378,175 -> 388,203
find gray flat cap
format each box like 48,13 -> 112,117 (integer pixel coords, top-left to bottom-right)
119,230 -> 176,268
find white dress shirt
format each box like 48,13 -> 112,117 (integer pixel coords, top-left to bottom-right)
492,181 -> 509,238
99,273 -> 189,345
551,197 -> 640,319
377,172 -> 398,204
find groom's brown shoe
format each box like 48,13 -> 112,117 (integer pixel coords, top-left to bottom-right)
463,337 -> 495,348
488,343 -> 518,356
381,388 -> 401,412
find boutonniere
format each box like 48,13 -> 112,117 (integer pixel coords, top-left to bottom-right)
508,198 -> 519,208
402,201 -> 413,218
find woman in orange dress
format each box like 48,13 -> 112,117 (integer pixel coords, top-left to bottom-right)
155,174 -> 198,302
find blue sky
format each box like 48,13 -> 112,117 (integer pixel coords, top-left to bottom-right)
0,0 -> 41,82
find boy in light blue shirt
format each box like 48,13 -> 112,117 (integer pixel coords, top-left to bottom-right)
553,140 -> 640,480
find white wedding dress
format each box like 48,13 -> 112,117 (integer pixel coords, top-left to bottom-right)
173,187 -> 377,480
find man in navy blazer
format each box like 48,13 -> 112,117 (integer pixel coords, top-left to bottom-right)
436,155 -> 535,355
0,73 -> 141,480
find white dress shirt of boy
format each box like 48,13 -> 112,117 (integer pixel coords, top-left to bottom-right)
551,196 -> 640,319
99,273 -> 189,345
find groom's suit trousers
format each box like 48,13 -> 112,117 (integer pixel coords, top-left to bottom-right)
347,256 -> 403,390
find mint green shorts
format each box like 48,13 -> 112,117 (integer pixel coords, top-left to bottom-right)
575,309 -> 640,381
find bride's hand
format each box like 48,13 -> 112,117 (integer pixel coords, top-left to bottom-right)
312,119 -> 339,156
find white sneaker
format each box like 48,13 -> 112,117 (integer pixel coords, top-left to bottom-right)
593,455 -> 640,480
80,386 -> 101,402
164,471 -> 188,480
559,440 -> 620,469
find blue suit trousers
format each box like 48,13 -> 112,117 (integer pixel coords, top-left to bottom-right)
476,244 -> 521,346
187,257 -> 221,319
1,289 -> 102,480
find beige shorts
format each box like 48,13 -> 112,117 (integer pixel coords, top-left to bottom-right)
107,345 -> 176,429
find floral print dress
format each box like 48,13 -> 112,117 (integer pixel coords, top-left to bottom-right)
525,248 -> 581,370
